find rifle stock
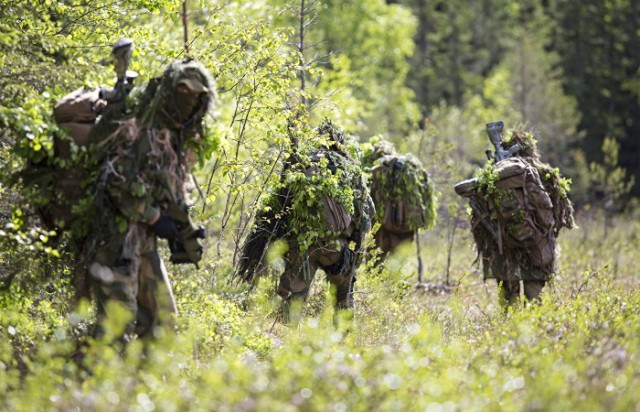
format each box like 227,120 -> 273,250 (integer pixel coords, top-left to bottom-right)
486,121 -> 521,161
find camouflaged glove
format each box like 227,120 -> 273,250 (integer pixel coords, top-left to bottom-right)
152,213 -> 180,240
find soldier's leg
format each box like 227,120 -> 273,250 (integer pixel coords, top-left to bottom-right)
136,248 -> 178,338
523,280 -> 546,303
278,265 -> 316,324
497,278 -> 520,310
317,244 -> 357,331
316,244 -> 355,310
88,254 -> 139,339
520,261 -> 549,304
333,254 -> 356,310
277,249 -> 314,301
492,252 -> 521,311
522,263 -> 548,304
277,247 -> 316,323
334,275 -> 355,310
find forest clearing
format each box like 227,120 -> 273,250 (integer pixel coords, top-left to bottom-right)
1,0 -> 640,410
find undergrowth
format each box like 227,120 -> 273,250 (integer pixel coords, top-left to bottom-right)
1,210 -> 639,411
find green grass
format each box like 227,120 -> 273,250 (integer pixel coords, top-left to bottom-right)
1,210 -> 639,411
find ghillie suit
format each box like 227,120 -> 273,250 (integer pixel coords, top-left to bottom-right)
455,126 -> 575,307
235,121 -> 374,320
87,60 -> 215,338
362,140 -> 437,259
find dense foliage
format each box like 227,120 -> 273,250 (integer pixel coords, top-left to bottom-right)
1,0 -> 639,410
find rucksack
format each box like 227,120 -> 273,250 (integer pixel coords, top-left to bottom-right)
52,87 -> 104,158
301,151 -> 353,235
27,87 -> 107,231
482,157 -> 556,268
44,76 -> 141,231
369,154 -> 436,234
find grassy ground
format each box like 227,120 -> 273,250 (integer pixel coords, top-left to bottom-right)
1,209 -> 639,411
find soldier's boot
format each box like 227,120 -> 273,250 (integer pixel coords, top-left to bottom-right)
331,275 -> 355,331
334,280 -> 354,310
497,280 -> 520,312
523,280 -> 545,305
278,294 -> 305,325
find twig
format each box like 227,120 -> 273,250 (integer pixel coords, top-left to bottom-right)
416,229 -> 423,283
182,1 -> 190,58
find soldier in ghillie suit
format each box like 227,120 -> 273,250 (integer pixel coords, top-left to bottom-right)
362,140 -> 437,261
235,121 -> 374,322
87,60 -> 215,338
455,123 -> 575,308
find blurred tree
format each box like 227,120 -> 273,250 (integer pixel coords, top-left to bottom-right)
589,137 -> 635,236
547,0 -> 640,195
395,0 -> 515,115
497,5 -> 582,175
271,0 -> 421,138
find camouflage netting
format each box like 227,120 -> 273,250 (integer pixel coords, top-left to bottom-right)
87,119 -> 187,263
369,152 -> 437,233
16,60 -> 216,240
98,119 -> 183,192
85,61 -> 215,258
235,121 -> 372,283
234,185 -> 291,283
287,150 -> 368,244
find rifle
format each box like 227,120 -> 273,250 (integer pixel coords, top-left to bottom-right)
455,121 -> 520,253
469,197 -> 503,253
99,38 -> 138,104
485,121 -> 521,162
166,203 -> 206,268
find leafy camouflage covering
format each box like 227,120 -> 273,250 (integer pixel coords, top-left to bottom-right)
136,60 -> 215,138
29,60 -> 215,239
500,129 -> 575,233
235,121 -> 373,283
360,139 -> 396,171
90,59 -> 215,250
369,153 -> 436,234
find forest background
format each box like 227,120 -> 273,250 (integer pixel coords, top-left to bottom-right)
1,0 -> 640,410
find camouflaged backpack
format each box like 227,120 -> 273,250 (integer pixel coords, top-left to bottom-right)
302,153 -> 353,234
481,157 -> 556,268
369,154 -> 436,234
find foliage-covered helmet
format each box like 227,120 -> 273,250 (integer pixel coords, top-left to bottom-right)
501,129 -> 539,159
138,59 -> 216,140
360,138 -> 396,170
315,119 -> 347,149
